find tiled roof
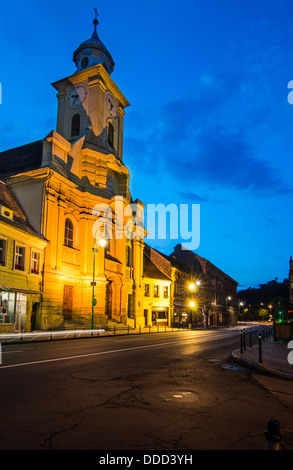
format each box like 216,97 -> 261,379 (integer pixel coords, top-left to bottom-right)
0,140 -> 43,178
0,180 -> 43,238
143,253 -> 171,281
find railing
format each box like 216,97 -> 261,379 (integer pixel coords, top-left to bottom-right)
0,323 -> 192,343
239,326 -> 274,363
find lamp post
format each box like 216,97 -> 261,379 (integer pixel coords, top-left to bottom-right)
91,237 -> 107,332
188,280 -> 201,326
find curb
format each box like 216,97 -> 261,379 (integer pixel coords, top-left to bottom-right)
232,349 -> 293,381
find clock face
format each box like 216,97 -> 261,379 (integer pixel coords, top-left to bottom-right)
67,84 -> 88,108
105,91 -> 118,118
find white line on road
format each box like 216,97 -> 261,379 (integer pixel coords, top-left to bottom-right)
0,336 -> 211,370
0,329 -> 240,370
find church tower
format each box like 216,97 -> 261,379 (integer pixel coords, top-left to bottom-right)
0,11 -> 145,330
51,11 -> 130,190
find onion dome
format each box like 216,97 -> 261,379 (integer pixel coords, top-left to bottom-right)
73,9 -> 115,75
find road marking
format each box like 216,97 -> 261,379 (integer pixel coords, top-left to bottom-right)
0,337 -> 207,370
0,328 -> 242,370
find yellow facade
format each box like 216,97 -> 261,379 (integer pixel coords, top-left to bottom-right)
0,197 -> 47,332
2,56 -> 146,331
143,278 -> 172,327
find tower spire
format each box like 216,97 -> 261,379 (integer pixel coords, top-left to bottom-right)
92,7 -> 99,38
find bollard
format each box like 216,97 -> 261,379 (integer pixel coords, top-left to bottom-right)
258,333 -> 263,363
243,328 -> 246,350
249,328 -> 252,347
240,330 -> 243,353
264,419 -> 281,450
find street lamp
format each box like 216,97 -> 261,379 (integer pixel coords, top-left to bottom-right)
189,281 -> 201,291
91,236 -> 107,332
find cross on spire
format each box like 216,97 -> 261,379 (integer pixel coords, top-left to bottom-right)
93,8 -> 99,37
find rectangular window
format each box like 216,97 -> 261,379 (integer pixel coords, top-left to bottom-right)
163,286 -> 169,298
144,284 -> 150,297
154,285 -> 159,297
31,250 -> 40,275
15,244 -> 25,271
0,239 -> 7,266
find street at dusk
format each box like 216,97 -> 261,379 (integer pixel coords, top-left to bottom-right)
1,328 -> 293,451
1,0 -> 293,458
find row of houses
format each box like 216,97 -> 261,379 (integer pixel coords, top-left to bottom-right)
0,178 -> 238,332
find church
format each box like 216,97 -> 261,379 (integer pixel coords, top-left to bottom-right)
0,13 -> 147,330
0,13 -> 238,332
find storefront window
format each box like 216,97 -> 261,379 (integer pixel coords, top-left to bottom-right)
1,292 -> 16,323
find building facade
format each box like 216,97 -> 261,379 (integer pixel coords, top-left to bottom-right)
0,181 -> 47,332
169,245 -> 238,327
143,245 -> 172,327
0,15 -> 238,332
0,17 -> 145,330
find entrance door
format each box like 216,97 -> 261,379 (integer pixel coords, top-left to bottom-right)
106,281 -> 113,319
63,285 -> 73,319
31,302 -> 38,330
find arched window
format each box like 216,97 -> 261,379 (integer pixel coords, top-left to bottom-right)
71,114 -> 80,138
108,121 -> 114,147
64,218 -> 74,247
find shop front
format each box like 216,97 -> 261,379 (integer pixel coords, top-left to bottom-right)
0,287 -> 41,332
152,308 -> 168,326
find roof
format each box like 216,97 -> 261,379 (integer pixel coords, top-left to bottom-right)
0,180 -> 44,238
0,140 -> 43,179
143,252 -> 171,281
169,244 -> 238,285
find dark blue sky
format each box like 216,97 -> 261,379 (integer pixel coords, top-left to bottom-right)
1,0 -> 293,290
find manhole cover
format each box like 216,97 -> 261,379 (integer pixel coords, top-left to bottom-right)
221,363 -> 250,372
158,391 -> 199,402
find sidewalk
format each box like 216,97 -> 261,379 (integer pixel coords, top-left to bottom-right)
0,325 -> 188,344
232,337 -> 293,380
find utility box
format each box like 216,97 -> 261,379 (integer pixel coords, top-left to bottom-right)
273,322 -> 292,340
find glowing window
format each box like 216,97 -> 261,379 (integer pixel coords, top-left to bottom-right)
64,219 -> 74,247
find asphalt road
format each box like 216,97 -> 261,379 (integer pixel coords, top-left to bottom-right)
1,327 -> 293,451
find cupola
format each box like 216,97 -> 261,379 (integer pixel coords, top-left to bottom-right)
73,9 -> 115,75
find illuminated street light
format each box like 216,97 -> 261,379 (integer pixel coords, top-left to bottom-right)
189,301 -> 195,308
92,235 -> 107,332
189,283 -> 195,291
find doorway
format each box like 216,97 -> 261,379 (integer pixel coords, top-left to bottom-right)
31,302 -> 38,330
63,285 -> 73,319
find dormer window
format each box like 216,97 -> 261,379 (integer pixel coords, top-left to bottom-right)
0,205 -> 13,220
71,113 -> 81,137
